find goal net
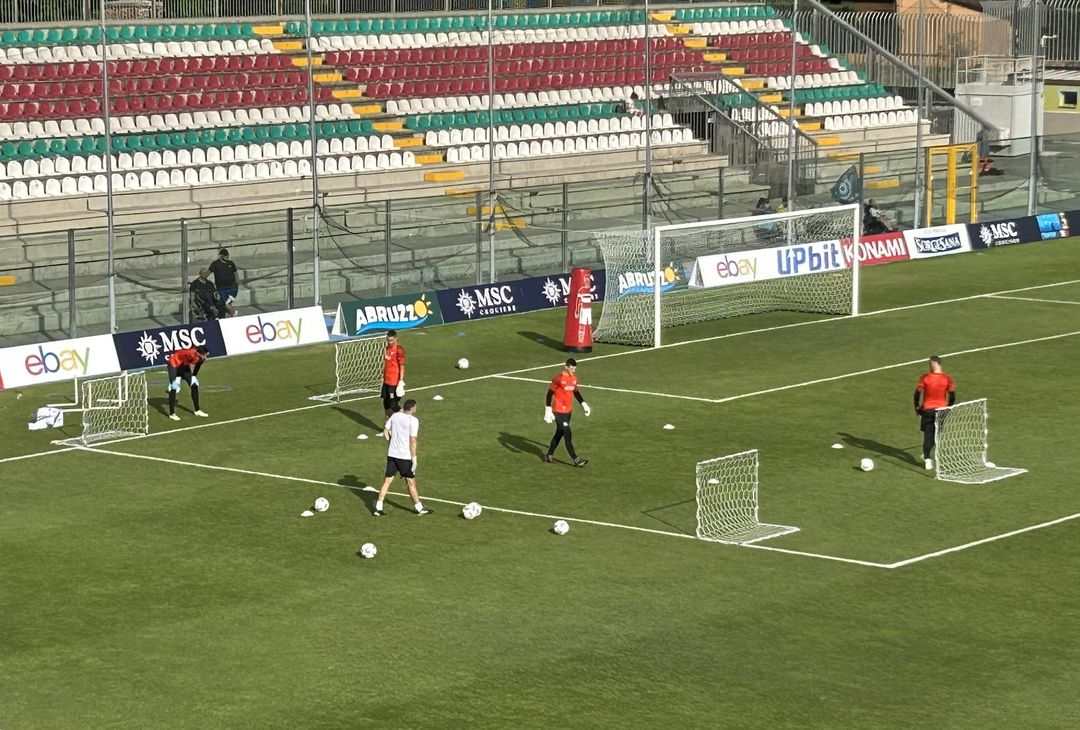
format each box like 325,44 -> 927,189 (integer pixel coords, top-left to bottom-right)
594,204 -> 860,347
934,398 -> 1027,484
696,449 -> 799,544
309,336 -> 385,402
53,371 -> 148,447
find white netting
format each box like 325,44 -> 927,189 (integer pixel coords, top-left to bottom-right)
934,398 -> 1027,484
695,449 -> 799,545
594,205 -> 859,346
309,337 -> 386,402
53,371 -> 148,446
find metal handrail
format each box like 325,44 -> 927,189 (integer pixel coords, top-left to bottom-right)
795,0 -> 997,138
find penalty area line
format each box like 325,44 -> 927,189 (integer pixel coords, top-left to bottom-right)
885,511 -> 1080,569
493,374 -> 718,403
986,294 -> 1080,307
76,445 -> 889,568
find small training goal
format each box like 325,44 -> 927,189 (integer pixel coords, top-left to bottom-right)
309,336 -> 386,402
934,398 -> 1027,484
52,371 -> 149,447
696,449 -> 799,544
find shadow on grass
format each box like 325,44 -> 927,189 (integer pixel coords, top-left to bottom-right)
837,432 -> 925,473
518,331 -> 565,352
641,498 -> 697,536
333,406 -> 382,433
497,431 -> 548,460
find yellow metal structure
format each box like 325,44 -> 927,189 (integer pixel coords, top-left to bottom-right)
924,143 -> 979,226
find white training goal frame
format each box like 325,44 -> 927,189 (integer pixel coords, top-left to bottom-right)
309,336 -> 386,402
695,448 -> 799,545
593,203 -> 861,348
52,371 -> 149,447
934,398 -> 1027,484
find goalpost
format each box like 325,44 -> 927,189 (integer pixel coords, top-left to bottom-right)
52,371 -> 149,447
594,204 -> 861,347
696,449 -> 799,544
309,336 -> 386,402
934,398 -> 1027,484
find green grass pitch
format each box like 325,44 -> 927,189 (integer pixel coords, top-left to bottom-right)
2,241 -> 1080,728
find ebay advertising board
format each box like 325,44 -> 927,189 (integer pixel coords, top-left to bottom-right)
690,239 -> 846,289
0,334 -> 120,390
219,306 -> 329,355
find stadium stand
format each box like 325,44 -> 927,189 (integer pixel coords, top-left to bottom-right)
0,4 -> 928,202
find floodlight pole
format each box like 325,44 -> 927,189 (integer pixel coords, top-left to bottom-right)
644,0 -> 653,232
304,0 -> 321,304
487,0 -> 497,283
785,0 -> 798,211
913,0 -> 925,227
99,0 -> 117,332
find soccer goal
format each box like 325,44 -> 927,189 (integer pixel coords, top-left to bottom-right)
934,398 -> 1027,484
52,371 -> 149,447
593,204 -> 861,347
309,336 -> 386,402
695,449 -> 799,544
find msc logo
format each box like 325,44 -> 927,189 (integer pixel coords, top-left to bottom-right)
978,221 -> 1020,247
134,327 -> 207,364
456,285 -> 516,318
617,264 -> 680,296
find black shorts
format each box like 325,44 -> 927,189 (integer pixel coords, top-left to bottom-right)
920,409 -> 939,432
385,456 -> 415,479
554,412 -> 572,428
167,364 -> 194,383
381,383 -> 401,409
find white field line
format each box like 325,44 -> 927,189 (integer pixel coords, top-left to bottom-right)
0,446 -> 78,465
497,330 -> 1080,405
493,374 -> 718,403
987,294 -> 1080,306
77,445 -> 889,568
7,276 -> 1080,461
884,512 -> 1080,569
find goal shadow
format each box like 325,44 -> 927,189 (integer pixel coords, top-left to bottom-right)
642,499 -> 697,536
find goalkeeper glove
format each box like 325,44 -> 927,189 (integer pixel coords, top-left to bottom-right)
395,381 -> 405,398
544,406 -> 555,424
581,402 -> 591,417
168,377 -> 182,392
411,456 -> 417,474
191,376 -> 199,387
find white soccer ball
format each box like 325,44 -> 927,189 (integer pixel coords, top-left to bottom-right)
313,497 -> 329,512
360,542 -> 377,559
860,458 -> 875,472
463,502 -> 483,520
553,519 -> 570,536
457,357 -> 470,370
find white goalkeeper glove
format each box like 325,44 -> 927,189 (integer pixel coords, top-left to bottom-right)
168,377 -> 181,392
581,402 -> 591,417
411,456 -> 417,474
544,406 -> 555,424
395,381 -> 405,398
191,376 -> 199,387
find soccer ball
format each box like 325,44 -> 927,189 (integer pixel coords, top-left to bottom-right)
313,497 -> 329,512
859,458 -> 875,472
457,357 -> 470,370
463,502 -> 483,520
553,519 -> 570,535
360,542 -> 377,559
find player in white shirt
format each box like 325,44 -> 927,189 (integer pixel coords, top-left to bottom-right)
373,399 -> 428,516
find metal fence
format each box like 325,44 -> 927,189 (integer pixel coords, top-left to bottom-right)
0,0 -> 729,24
3,130 -> 1078,346
982,0 -> 1080,64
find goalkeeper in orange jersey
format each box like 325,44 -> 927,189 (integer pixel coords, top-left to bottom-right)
914,355 -> 956,470
166,344 -> 209,421
543,358 -> 590,467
